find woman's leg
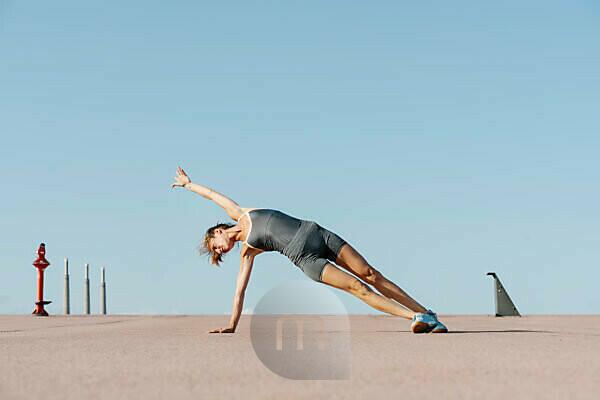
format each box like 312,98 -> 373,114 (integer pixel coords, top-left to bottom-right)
320,263 -> 415,320
335,243 -> 428,313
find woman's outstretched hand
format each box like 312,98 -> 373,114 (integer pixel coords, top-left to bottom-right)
208,327 -> 235,334
171,166 -> 191,189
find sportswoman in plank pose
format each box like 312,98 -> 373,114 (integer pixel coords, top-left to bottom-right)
171,167 -> 448,334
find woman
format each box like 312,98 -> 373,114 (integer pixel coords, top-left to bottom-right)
171,167 -> 448,334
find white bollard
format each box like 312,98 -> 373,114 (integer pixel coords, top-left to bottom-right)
100,267 -> 107,315
84,263 -> 90,315
64,258 -> 70,315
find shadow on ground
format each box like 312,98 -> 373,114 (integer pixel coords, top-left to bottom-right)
375,329 -> 556,334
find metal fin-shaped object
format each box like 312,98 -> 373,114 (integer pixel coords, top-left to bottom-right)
486,272 -> 521,317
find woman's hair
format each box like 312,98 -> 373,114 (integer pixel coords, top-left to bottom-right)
198,222 -> 236,267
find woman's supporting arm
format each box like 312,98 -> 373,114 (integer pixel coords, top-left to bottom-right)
171,166 -> 243,221
209,253 -> 255,333
228,254 -> 254,331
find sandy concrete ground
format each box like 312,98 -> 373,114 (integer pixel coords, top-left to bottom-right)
1,314 -> 599,400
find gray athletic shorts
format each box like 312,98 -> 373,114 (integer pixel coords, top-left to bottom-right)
281,220 -> 348,282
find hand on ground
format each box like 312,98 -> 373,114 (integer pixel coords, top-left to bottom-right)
208,327 -> 235,334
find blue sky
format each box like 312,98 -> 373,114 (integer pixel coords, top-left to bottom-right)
1,1 -> 599,315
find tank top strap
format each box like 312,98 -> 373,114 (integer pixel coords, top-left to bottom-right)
238,209 -> 260,249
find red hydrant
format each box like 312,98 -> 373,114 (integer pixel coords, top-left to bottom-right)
32,243 -> 52,316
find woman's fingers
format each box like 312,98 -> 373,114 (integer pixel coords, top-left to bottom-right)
208,327 -> 233,333
175,166 -> 189,181
172,167 -> 189,188
171,168 -> 187,189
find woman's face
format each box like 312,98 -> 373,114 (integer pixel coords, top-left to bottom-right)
211,229 -> 233,255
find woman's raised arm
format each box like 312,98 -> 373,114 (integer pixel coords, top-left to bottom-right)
171,166 -> 243,221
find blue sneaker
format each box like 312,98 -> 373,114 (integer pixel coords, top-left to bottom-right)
431,320 -> 448,333
411,309 -> 438,333
411,309 -> 449,334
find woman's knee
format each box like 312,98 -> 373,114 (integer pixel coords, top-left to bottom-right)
361,266 -> 383,285
348,278 -> 372,298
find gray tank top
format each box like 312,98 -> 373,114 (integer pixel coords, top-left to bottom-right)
238,208 -> 305,253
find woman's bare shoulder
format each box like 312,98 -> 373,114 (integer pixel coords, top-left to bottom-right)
234,207 -> 259,222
